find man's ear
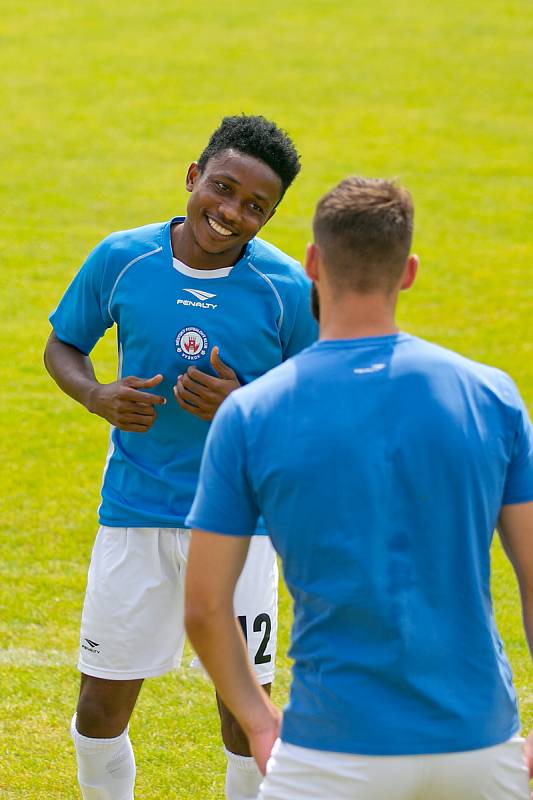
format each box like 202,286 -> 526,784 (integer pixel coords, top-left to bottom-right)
400,254 -> 419,291
305,242 -> 320,282
185,162 -> 200,193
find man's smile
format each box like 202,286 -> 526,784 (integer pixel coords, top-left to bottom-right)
206,215 -> 236,237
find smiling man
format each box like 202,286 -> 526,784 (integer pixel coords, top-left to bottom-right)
44,115 -> 316,800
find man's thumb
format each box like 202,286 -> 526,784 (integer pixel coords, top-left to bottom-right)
128,373 -> 164,388
210,347 -> 235,378
141,373 -> 164,387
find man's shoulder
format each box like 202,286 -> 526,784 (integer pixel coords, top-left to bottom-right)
248,237 -> 308,287
403,335 -> 519,401
99,221 -> 167,261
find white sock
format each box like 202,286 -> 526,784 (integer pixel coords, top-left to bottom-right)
224,746 -> 263,800
70,713 -> 136,800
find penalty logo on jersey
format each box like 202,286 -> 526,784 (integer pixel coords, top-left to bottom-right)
176,326 -> 208,360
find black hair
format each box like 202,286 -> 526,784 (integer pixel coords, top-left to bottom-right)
197,115 -> 301,198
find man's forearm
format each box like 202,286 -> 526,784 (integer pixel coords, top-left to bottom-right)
520,589 -> 533,662
186,603 -> 277,739
498,503 -> 533,665
185,530 -> 282,771
44,332 -> 99,411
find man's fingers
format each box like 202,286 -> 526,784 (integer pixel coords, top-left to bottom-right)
210,346 -> 237,380
180,372 -> 216,398
116,422 -> 153,433
173,385 -> 212,420
125,373 -> 164,388
123,374 -> 166,403
184,367 -> 218,390
121,411 -> 157,425
118,401 -> 156,417
175,378 -> 204,407
121,385 -> 166,406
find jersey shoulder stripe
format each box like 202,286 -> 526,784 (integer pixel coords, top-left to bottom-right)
246,261 -> 284,331
107,246 -> 162,322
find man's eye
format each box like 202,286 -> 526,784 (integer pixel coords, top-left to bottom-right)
251,203 -> 264,214
215,181 -> 229,191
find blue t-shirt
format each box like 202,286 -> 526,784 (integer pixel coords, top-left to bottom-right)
49,218 -> 317,527
187,333 -> 533,756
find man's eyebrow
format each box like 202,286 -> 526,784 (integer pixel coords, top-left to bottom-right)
214,173 -> 269,203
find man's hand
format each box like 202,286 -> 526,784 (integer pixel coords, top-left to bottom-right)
174,346 -> 240,421
88,374 -> 166,431
248,710 -> 282,775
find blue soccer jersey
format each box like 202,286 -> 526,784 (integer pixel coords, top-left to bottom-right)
187,333 -> 533,756
49,218 -> 317,527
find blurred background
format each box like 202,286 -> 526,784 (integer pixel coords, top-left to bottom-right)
1,0 -> 531,796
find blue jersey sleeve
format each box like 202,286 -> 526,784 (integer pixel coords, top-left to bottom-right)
185,394 -> 260,536
49,235 -> 118,355
502,391 -> 533,505
280,273 -> 318,360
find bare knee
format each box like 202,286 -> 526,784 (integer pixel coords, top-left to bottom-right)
76,675 -> 143,738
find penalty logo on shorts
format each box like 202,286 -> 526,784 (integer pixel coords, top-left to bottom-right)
176,326 -> 208,360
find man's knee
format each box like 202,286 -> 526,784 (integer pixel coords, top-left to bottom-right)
76,675 -> 142,738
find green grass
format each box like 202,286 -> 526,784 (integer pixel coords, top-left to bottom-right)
1,0 -> 532,796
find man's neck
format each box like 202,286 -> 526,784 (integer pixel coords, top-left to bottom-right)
171,220 -> 245,270
319,294 -> 399,340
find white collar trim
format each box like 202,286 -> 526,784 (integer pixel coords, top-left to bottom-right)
172,257 -> 233,279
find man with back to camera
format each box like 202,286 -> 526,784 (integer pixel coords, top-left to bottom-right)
185,176 -> 533,799
43,114 -> 317,800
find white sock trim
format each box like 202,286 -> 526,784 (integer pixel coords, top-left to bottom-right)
71,713 -> 129,751
223,746 -> 261,773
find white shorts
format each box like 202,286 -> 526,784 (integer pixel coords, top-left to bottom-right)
78,526 -> 278,684
258,737 -> 530,800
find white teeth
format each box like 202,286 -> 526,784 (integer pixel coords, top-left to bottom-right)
207,217 -> 234,237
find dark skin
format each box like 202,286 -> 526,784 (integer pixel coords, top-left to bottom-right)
174,345 -> 240,421
44,148 -> 283,754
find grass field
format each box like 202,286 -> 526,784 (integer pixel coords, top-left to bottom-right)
1,0 -> 532,796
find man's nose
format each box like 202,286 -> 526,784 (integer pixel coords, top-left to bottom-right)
218,197 -> 241,224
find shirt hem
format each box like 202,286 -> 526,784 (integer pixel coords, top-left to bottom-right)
184,516 -> 260,536
99,515 -> 188,529
280,723 -> 521,757
501,493 -> 533,505
98,516 -> 268,535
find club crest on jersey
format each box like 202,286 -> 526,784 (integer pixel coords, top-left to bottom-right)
176,326 -> 208,360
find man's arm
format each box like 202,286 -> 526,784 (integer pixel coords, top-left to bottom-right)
44,331 -> 166,432
185,529 -> 281,773
498,501 -> 533,781
498,502 -> 533,657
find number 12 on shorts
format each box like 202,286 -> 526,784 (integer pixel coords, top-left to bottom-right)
238,613 -> 272,664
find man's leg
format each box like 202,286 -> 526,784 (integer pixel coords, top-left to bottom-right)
73,527 -> 187,800
71,675 -> 143,800
217,686 -> 271,800
219,536 -> 278,800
